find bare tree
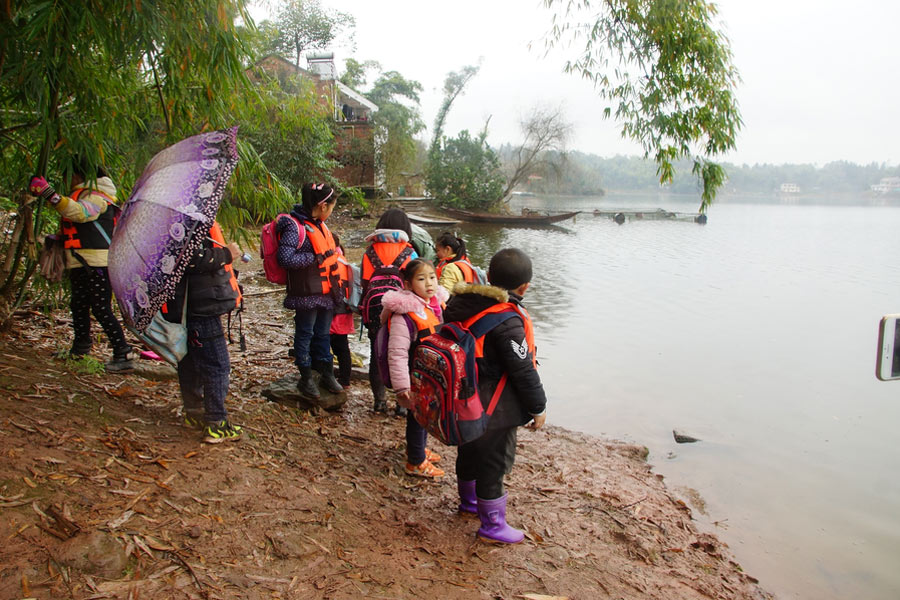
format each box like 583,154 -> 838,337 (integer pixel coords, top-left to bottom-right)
501,106 -> 572,200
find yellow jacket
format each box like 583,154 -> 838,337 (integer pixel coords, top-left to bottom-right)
55,177 -> 118,269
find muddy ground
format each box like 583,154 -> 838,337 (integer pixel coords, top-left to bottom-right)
0,207 -> 772,599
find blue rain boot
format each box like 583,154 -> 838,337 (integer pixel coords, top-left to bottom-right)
476,493 -> 524,544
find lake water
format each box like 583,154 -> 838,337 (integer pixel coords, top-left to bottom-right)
425,195 -> 900,600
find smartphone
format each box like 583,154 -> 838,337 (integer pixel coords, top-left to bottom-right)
875,314 -> 900,381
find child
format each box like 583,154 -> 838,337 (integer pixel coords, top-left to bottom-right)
29,164 -> 134,372
380,259 -> 449,478
361,208 -> 417,414
435,232 -> 478,295
330,235 -> 355,387
442,248 -> 547,544
165,221 -> 243,443
277,183 -> 344,399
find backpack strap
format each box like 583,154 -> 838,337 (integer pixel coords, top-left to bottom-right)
392,246 -> 414,269
70,188 -> 118,245
464,307 -> 518,339
366,244 -> 413,272
279,214 -> 305,248
364,245 -> 384,269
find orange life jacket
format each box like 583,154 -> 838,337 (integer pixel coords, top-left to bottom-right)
209,221 -> 242,310
467,302 -> 537,367
406,305 -> 441,340
362,241 -> 415,282
436,256 -> 476,283
60,188 -> 118,250
286,219 -> 339,298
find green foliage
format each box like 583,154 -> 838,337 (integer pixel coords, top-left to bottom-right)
542,0 -> 743,212
367,71 -> 425,194
426,129 -> 506,209
340,58 -> 381,89
266,0 -> 355,67
0,0 -> 297,319
236,72 -> 337,197
338,186 -> 369,216
66,354 -> 106,376
427,65 -> 508,209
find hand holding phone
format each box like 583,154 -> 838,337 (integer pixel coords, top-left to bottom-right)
875,314 -> 900,381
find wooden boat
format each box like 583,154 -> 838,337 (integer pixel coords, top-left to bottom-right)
442,208 -> 580,225
407,213 -> 461,226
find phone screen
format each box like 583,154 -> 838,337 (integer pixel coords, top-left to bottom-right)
876,314 -> 900,381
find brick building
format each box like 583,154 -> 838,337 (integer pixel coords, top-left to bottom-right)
252,53 -> 379,192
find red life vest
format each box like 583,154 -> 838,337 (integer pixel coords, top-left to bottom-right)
436,256 -> 476,283
286,219 -> 339,298
60,188 -> 119,250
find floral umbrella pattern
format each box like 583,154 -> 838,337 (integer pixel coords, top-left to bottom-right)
109,127 -> 239,331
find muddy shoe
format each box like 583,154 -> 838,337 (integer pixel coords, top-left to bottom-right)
314,362 -> 344,394
184,413 -> 204,429
105,356 -> 135,373
393,405 -> 408,418
297,367 -> 320,400
373,397 -> 387,414
202,420 -> 242,444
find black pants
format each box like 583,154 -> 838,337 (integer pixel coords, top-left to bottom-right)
456,426 -> 518,500
330,333 -> 352,385
69,266 -> 129,355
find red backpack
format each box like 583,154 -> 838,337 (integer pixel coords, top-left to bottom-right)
410,304 -> 520,446
260,214 -> 303,285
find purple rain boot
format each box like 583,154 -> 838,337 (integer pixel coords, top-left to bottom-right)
476,493 -> 524,544
458,480 -> 477,515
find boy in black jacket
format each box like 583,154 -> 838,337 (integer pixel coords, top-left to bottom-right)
442,247 -> 547,544
166,222 -> 243,444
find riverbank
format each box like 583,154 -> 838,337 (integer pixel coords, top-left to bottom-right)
0,204 -> 772,599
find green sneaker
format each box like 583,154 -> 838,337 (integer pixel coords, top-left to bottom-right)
202,420 -> 242,444
184,414 -> 204,429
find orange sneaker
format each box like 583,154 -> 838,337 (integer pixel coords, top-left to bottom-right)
424,448 -> 442,463
405,459 -> 445,478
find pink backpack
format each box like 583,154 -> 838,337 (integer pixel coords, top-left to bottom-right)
260,214 -> 303,285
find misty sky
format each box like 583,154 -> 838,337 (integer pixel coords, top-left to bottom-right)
251,0 -> 899,167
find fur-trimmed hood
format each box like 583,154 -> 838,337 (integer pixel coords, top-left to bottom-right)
380,286 -> 449,323
451,283 -> 509,302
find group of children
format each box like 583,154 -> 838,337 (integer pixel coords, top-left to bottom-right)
272,185 -> 548,544
43,175 -> 548,545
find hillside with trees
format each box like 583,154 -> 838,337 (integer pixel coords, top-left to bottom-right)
508,152 -> 900,197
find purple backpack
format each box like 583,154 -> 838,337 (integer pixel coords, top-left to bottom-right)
359,245 -> 414,328
374,314 -> 417,390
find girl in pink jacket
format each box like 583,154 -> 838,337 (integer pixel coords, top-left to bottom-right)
380,259 -> 450,478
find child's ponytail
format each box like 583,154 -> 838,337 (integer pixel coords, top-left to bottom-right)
436,231 -> 467,259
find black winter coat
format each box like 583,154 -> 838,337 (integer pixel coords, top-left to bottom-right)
442,284 -> 547,430
164,241 -> 238,322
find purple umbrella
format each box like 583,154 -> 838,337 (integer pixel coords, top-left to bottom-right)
109,127 -> 239,331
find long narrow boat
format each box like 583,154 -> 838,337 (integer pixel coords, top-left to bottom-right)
443,208 -> 580,225
593,208 -> 707,224
407,213 -> 461,226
